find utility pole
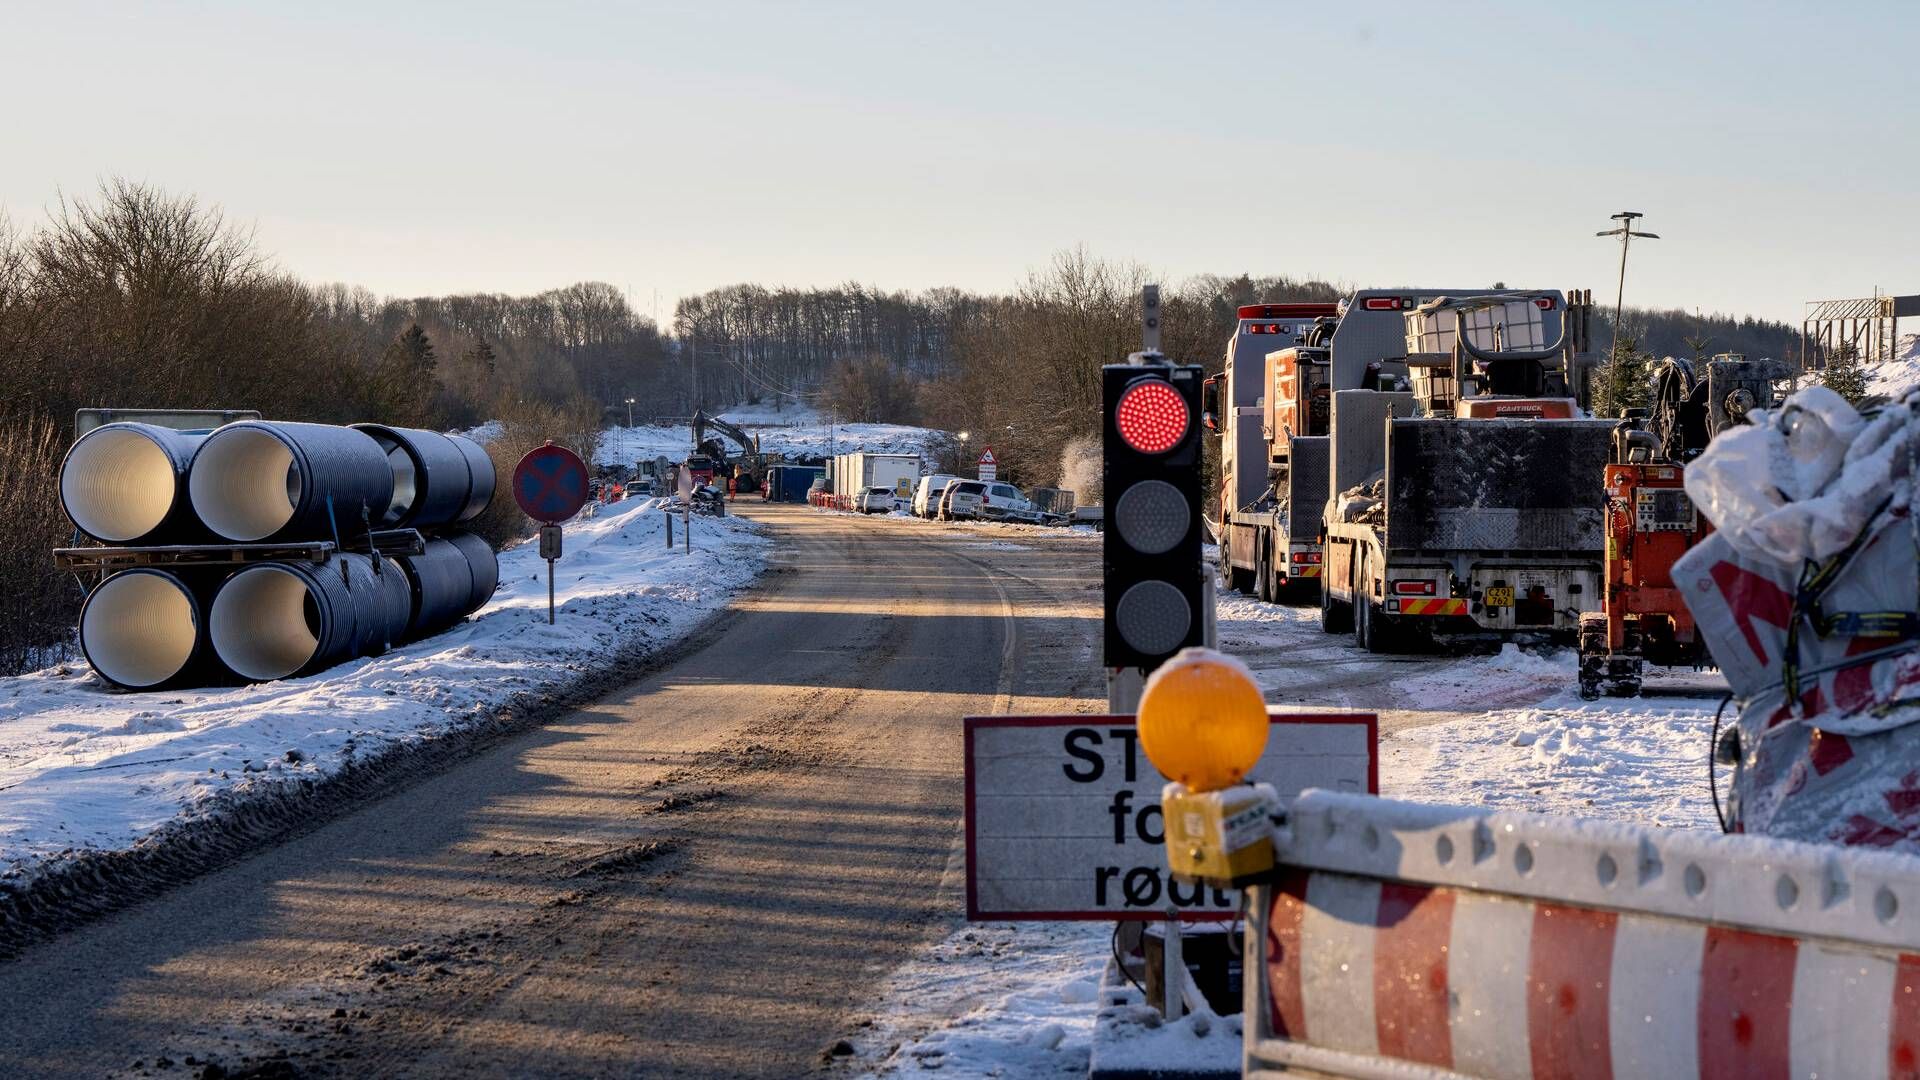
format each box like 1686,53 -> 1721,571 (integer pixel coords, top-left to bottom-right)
1596,211 -> 1660,362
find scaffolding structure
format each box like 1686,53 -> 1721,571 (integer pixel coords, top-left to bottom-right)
1801,291 -> 1920,371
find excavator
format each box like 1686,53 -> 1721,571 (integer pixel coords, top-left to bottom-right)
690,410 -> 776,494
1577,353 -> 1785,697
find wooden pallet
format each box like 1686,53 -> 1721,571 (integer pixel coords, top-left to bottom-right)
54,529 -> 427,572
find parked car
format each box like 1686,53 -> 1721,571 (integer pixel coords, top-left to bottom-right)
856,486 -> 896,514
912,474 -> 959,518
975,481 -> 1036,521
938,480 -> 983,520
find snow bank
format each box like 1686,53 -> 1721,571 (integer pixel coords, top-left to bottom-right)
854,922 -> 1111,1078
1384,697 -> 1719,830
449,419 -> 504,446
0,499 -> 768,884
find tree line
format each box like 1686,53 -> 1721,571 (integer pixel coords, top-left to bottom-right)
0,179 -> 1809,674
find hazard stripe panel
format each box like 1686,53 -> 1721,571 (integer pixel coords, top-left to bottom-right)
1399,598 -> 1467,616
1258,868 -> 1920,1080
1292,566 -> 1322,578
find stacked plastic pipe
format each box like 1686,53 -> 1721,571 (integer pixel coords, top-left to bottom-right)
61,420 -> 500,691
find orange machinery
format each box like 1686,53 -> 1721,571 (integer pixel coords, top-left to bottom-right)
1576,355 -> 1780,697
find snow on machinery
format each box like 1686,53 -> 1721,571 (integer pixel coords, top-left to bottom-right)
1319,289 -> 1612,651
1578,354 -> 1787,698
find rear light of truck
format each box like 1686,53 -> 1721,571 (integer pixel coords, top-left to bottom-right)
1290,551 -> 1321,564
1362,297 -> 1412,311
1392,580 -> 1437,596
1534,297 -> 1555,309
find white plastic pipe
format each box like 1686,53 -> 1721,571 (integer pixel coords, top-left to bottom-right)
79,569 -> 206,689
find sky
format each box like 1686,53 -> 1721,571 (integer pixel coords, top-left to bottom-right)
3,0 -> 1915,326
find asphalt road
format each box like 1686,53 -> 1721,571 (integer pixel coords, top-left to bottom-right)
0,503 -> 1104,1080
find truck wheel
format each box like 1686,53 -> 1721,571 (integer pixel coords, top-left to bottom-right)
1359,599 -> 1396,654
1320,582 -> 1352,634
1254,547 -> 1273,603
1229,566 -> 1256,595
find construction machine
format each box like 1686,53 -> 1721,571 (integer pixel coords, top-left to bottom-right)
1577,353 -> 1784,697
690,410 -> 774,493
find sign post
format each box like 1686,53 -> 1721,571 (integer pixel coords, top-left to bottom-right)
677,464 -> 693,553
977,447 -> 997,482
512,441 -> 590,625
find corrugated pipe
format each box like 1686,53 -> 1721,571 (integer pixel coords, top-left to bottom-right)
209,553 -> 410,681
79,567 -> 230,690
188,421 -> 393,542
60,423 -> 209,544
352,424 -> 495,529
396,533 -> 500,638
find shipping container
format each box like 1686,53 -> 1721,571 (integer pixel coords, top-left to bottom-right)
763,465 -> 824,503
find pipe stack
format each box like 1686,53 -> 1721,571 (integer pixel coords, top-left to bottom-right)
61,420 -> 501,690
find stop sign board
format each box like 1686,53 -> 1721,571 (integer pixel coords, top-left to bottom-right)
512,443 -> 589,524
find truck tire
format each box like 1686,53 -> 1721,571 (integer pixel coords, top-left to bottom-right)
1320,579 -> 1352,634
1254,545 -> 1273,603
1358,597 -> 1396,654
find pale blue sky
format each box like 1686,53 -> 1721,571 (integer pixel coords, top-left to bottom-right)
3,1 -> 1914,324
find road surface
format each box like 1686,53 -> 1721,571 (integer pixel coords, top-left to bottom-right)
0,503 -> 1548,1079
0,503 -> 1103,1079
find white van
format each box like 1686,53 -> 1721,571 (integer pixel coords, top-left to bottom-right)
912,474 -> 960,518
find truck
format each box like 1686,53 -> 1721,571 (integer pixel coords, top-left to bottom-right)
828,452 -> 919,511
1210,290 -> 1546,606
1577,354 -> 1783,697
1208,303 -> 1341,603
1319,289 -> 1611,651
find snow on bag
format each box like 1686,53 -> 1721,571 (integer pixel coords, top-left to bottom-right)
1673,387 -> 1920,848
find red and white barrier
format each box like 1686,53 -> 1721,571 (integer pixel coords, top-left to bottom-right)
1245,791 -> 1920,1079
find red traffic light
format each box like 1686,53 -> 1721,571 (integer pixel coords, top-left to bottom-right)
1115,379 -> 1189,454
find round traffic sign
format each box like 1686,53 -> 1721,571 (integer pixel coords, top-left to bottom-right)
512,443 -> 590,524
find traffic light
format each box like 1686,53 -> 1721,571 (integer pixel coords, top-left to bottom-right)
1103,362 -> 1206,669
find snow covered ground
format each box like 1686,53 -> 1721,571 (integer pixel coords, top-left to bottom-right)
596,400 -> 947,468
0,498 -> 768,888
852,587 -> 1723,1078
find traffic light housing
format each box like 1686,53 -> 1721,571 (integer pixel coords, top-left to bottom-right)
1103,362 -> 1206,669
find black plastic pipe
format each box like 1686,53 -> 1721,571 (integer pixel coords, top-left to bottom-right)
396,533 -> 499,639
209,553 -> 411,681
351,424 -> 495,530
79,567 -> 230,690
188,421 -> 394,543
60,423 -> 209,544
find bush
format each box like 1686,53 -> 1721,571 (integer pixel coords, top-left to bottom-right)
463,397 -> 603,551
0,415 -> 81,674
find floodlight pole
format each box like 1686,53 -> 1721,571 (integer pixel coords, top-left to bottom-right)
1596,211 -> 1660,362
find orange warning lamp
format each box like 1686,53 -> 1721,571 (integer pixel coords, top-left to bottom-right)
1137,647 -> 1268,792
